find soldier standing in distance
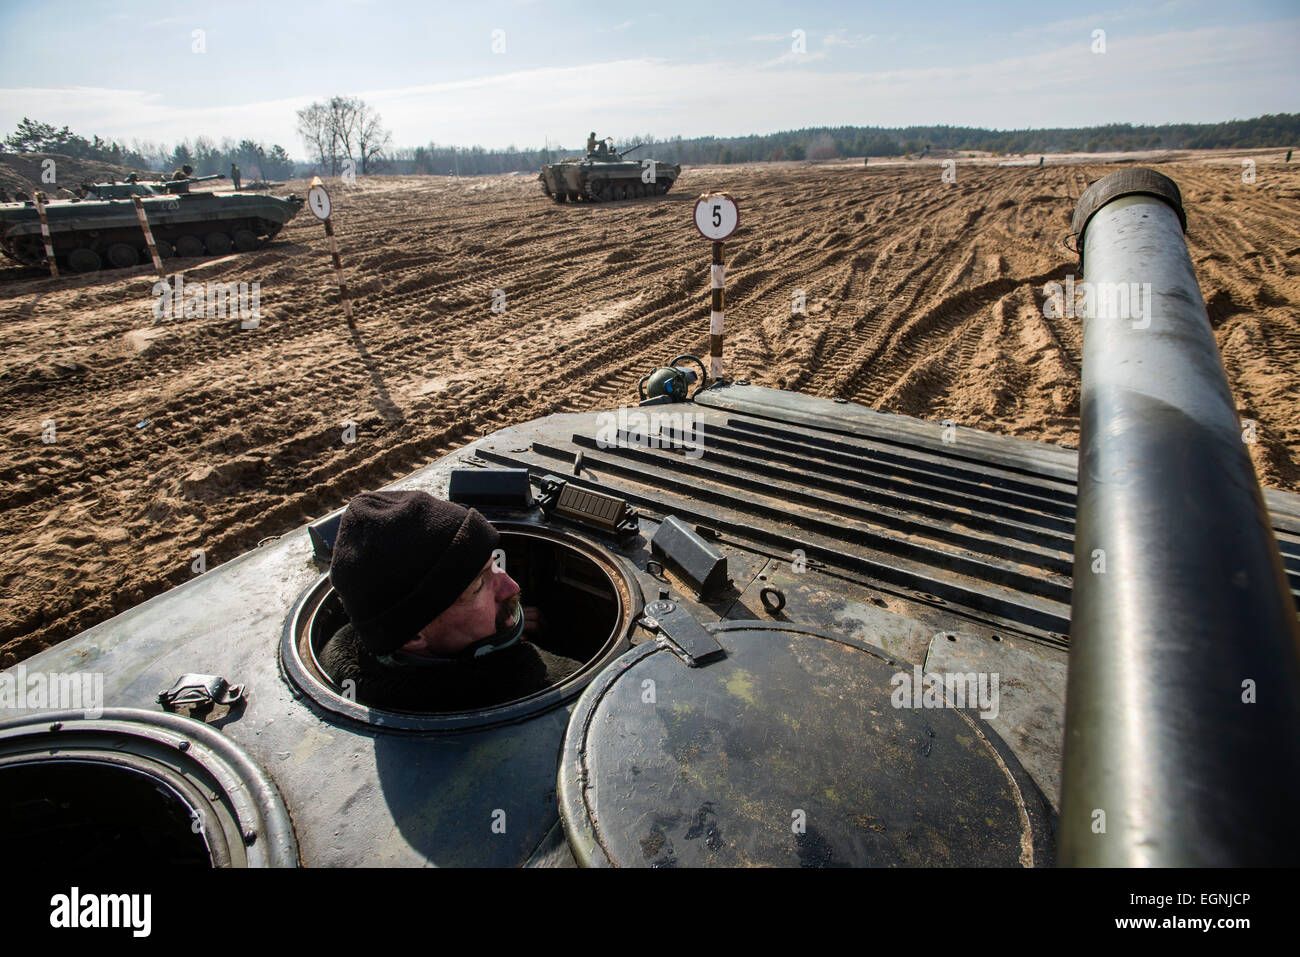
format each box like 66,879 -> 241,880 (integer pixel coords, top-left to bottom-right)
231,163 -> 241,190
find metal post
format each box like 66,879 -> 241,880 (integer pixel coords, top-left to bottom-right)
132,196 -> 168,282
324,217 -> 355,328
32,191 -> 58,277
709,241 -> 725,380
1060,168 -> 1300,865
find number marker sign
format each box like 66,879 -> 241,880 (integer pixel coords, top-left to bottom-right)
308,177 -> 353,327
693,192 -> 739,380
693,193 -> 739,241
308,183 -> 332,221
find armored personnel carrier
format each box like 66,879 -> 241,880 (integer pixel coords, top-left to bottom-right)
539,141 -> 680,203
1,170 -> 1297,868
0,175 -> 304,273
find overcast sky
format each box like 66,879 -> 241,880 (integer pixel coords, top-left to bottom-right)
0,0 -> 1296,155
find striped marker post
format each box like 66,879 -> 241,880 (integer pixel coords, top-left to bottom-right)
692,193 -> 740,380
32,191 -> 59,277
131,196 -> 168,282
306,177 -> 355,328
324,217 -> 354,328
710,242 -> 725,380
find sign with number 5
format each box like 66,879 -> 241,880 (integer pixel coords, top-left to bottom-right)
693,192 -> 739,241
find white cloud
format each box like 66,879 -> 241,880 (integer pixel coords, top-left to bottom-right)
762,50 -> 830,67
1,18 -> 1295,153
822,30 -> 875,48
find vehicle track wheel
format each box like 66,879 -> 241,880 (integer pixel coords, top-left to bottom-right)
617,184 -> 629,200
154,239 -> 175,259
568,191 -> 580,202
204,232 -> 233,255
106,243 -> 139,269
232,229 -> 259,252
68,248 -> 102,273
588,181 -> 604,201
556,190 -> 567,203
175,235 -> 204,258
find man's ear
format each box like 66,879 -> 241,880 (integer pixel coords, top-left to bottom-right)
405,620 -> 437,652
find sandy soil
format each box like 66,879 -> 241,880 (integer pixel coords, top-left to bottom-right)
2,151 -> 1298,664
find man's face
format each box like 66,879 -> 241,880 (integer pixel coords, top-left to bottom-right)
414,557 -> 521,655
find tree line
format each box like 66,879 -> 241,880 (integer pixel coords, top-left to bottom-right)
5,111 -> 1295,181
383,113 -> 1300,174
0,117 -> 295,179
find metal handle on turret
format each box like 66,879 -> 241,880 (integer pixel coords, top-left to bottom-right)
669,354 -> 709,398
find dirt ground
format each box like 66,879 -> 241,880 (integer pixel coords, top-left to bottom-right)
2,150 -> 1299,664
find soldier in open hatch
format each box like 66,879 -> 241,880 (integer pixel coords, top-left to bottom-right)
587,131 -> 597,155
321,490 -> 582,711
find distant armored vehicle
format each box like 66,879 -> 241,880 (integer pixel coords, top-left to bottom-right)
0,175 -> 304,273
540,141 -> 680,203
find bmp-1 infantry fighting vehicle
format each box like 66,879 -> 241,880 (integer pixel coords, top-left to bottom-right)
540,140 -> 681,203
0,175 -> 304,273
1,170 -> 1297,867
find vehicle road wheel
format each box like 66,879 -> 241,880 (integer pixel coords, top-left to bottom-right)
106,243 -> 139,269
175,235 -> 204,258
232,229 -> 259,252
556,190 -> 567,203
568,190 -> 580,202
617,184 -> 629,200
68,248 -> 102,273
204,232 -> 233,255
154,239 -> 175,259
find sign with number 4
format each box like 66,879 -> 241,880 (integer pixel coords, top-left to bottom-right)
693,193 -> 739,241
307,181 -> 332,221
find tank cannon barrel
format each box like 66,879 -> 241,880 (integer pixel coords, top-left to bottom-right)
161,173 -> 226,195
1060,168 -> 1300,865
619,143 -> 645,156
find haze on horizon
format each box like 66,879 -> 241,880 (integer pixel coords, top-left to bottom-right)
0,0 -> 1297,155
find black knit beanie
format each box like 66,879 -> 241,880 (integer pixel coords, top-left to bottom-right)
329,490 -> 501,654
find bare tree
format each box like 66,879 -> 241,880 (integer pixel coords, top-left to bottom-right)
297,96 -> 392,176
296,102 -> 332,172
356,101 -> 392,174
329,96 -> 362,174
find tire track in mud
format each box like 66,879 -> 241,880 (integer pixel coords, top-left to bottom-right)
3,160 -> 1299,663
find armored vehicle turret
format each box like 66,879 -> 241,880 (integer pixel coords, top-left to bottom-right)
0,175 -> 304,273
1,170 -> 1297,869
540,141 -> 681,203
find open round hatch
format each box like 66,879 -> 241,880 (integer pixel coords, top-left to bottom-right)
0,709 -> 298,867
281,523 -> 641,732
559,621 -> 1053,867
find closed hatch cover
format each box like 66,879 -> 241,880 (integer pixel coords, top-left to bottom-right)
559,621 -> 1053,867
